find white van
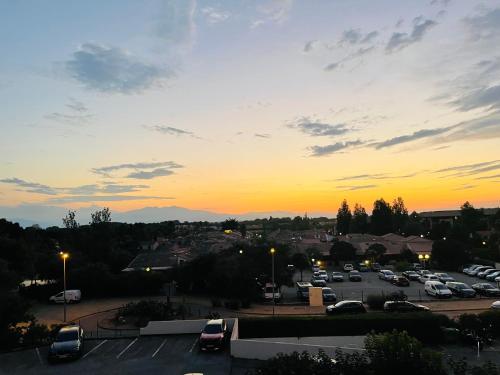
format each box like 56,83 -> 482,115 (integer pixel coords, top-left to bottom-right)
49,289 -> 82,304
425,281 -> 452,298
263,283 -> 281,301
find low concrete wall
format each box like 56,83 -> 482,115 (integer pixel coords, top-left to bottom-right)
140,318 -> 234,336
230,318 -> 365,360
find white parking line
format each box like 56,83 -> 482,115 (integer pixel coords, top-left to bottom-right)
151,338 -> 167,358
189,338 -> 199,353
35,347 -> 43,365
82,339 -> 108,359
116,338 -> 138,359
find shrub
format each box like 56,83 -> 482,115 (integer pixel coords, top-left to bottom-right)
224,299 -> 240,310
394,261 -> 411,272
239,313 -> 452,345
211,298 -> 222,308
117,300 -> 174,323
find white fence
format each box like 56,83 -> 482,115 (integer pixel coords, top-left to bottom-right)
140,318 -> 235,336
230,318 -> 365,360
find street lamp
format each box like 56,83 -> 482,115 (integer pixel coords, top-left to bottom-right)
270,248 -> 276,316
59,252 -> 69,322
239,249 -> 243,254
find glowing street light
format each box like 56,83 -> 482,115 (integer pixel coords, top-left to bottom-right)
59,252 -> 69,322
239,249 -> 243,254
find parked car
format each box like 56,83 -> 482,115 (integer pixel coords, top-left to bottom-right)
199,319 -> 228,351
391,276 -> 410,287
425,281 -> 452,298
419,274 -> 439,284
464,265 -> 484,275
49,290 -> 82,304
445,282 -> 476,298
402,270 -> 420,281
296,281 -> 313,301
311,277 -> 327,287
317,270 -> 329,281
343,263 -> 354,272
412,263 -> 422,271
312,265 -> 320,273
486,271 -> 500,281
417,269 -> 431,276
434,273 -> 455,283
383,300 -> 429,312
371,262 -> 381,272
348,270 -> 362,282
491,301 -> 500,310
378,270 -> 395,281
462,264 -> 475,273
330,272 -> 344,282
471,283 -> 500,297
325,301 -> 366,315
479,269 -> 500,279
469,266 -> 493,277
358,263 -> 369,272
322,287 -> 337,303
263,283 -> 281,301
48,325 -> 84,362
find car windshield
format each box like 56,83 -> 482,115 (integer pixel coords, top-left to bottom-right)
351,271 -> 359,274
332,272 -> 341,276
323,288 -> 333,294
482,284 -> 493,289
455,284 -> 467,289
203,324 -> 223,334
56,330 -> 78,342
435,284 -> 448,290
439,273 -> 449,277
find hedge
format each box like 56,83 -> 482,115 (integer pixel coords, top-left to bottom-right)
238,313 -> 452,345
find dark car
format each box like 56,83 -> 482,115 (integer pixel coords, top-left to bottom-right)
330,272 -> 344,282
402,270 -> 420,281
391,276 -> 410,287
199,319 -> 228,351
48,325 -> 84,362
471,283 -> 500,297
445,282 -> 476,298
434,272 -> 455,283
322,287 -> 337,303
383,300 -> 429,312
371,262 -> 381,272
326,300 -> 366,315
311,277 -> 327,287
348,270 -> 362,282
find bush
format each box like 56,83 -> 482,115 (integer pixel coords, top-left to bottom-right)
224,299 -> 240,310
211,298 -> 222,308
239,313 -> 452,345
394,261 -> 411,272
117,300 -> 174,325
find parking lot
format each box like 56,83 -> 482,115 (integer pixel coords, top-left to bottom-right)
0,335 -> 242,375
281,267 -> 500,303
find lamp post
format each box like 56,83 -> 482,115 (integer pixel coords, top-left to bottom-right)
418,254 -> 430,269
59,252 -> 69,322
270,247 -> 276,316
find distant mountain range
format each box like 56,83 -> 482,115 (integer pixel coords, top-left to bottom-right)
0,204 -> 335,228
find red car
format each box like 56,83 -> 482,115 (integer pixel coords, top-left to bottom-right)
391,276 -> 410,287
199,319 -> 228,351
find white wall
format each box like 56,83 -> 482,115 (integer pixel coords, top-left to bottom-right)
140,318 -> 235,336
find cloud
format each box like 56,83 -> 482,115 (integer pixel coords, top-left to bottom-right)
386,18 -> 437,53
434,159 -> 500,177
476,173 -> 500,180
335,172 -> 417,181
65,43 -> 171,94
303,40 -> 318,53
451,85 -> 500,112
155,0 -> 196,46
126,168 -> 176,179
46,195 -> 174,204
144,125 -> 199,138
464,8 -> 500,40
0,178 -> 152,196
92,161 -> 183,178
66,98 -> 88,112
201,6 -> 230,24
309,140 -> 364,157
254,133 -> 271,138
453,184 -> 476,191
373,125 -> 455,149
336,184 -> 377,191
44,112 -> 93,125
287,117 -> 352,137
0,178 -> 57,195
339,29 -> 378,45
252,0 -> 293,28
324,46 -> 375,72
430,0 -> 451,6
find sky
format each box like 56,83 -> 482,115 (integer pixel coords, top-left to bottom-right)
0,0 -> 500,223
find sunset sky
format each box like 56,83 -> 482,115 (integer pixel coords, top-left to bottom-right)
1,0 -> 499,223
